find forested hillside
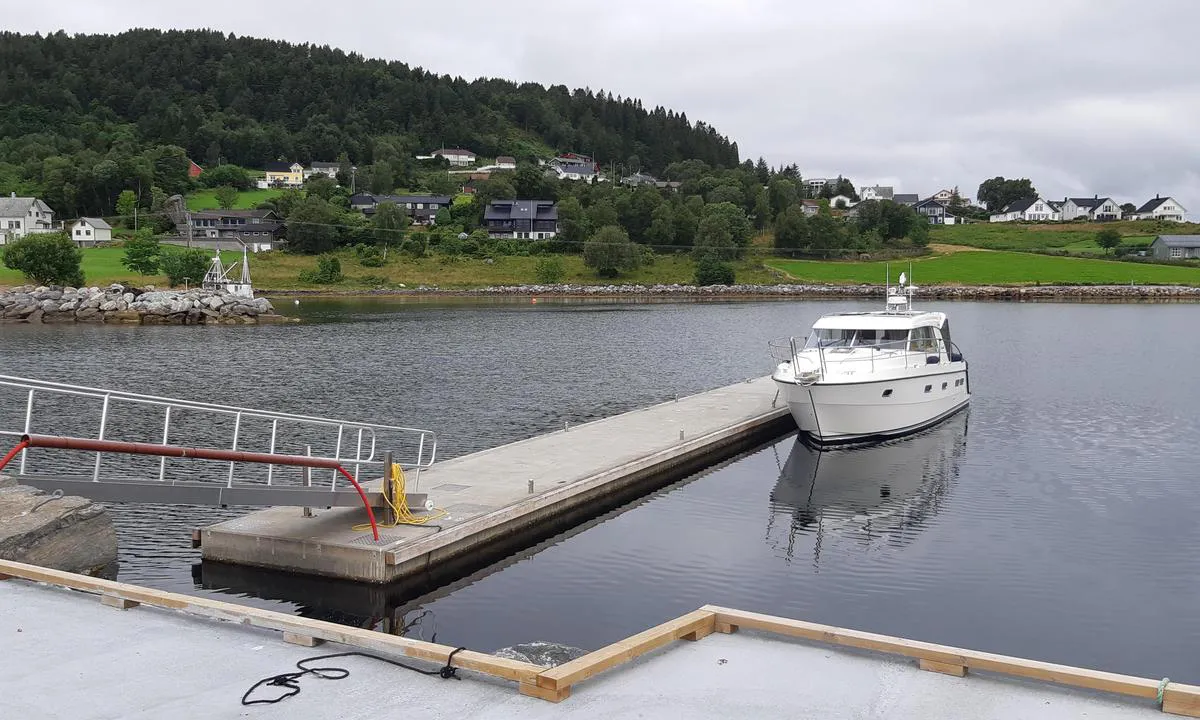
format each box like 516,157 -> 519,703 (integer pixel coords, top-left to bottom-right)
0,29 -> 740,216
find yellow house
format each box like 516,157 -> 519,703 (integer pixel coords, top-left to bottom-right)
264,161 -> 304,187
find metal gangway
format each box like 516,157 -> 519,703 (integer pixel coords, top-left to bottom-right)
0,375 -> 438,539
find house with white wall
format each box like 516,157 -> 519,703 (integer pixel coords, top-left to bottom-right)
430,148 -> 477,167
0,194 -> 56,244
1059,197 -> 1121,221
556,163 -> 598,182
859,186 -> 894,202
989,197 -> 1060,222
303,161 -> 341,181
70,218 -> 112,247
828,194 -> 856,209
1133,196 -> 1187,222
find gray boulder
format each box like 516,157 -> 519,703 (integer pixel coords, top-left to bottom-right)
0,478 -> 118,578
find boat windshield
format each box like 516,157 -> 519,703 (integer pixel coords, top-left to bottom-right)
805,328 -> 909,349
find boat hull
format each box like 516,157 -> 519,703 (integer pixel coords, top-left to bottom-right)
776,368 -> 970,444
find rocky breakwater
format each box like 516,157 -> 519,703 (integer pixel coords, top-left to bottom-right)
0,284 -> 295,325
0,474 -> 118,577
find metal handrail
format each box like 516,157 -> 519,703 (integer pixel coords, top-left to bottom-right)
0,374 -> 438,492
770,337 -> 951,379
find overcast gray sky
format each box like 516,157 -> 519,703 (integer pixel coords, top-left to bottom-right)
6,0 -> 1200,212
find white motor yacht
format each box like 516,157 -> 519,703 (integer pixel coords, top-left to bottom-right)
769,272 -> 970,444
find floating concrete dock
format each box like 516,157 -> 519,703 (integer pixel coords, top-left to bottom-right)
200,377 -> 792,583
3,560 -> 1197,719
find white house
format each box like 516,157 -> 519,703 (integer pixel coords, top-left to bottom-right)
0,194 -> 56,245
303,161 -> 341,181
828,194 -> 856,209
430,148 -> 477,167
859,185 -> 894,201
800,199 -> 821,217
1133,196 -> 1187,222
556,163 -> 598,182
805,178 -> 829,196
989,197 -> 1060,222
70,218 -> 112,247
494,156 -> 517,170
1060,197 -> 1121,221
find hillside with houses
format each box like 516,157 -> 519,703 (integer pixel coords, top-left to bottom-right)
1,31 -> 1197,292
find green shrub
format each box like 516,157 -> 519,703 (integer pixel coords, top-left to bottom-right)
534,256 -> 565,284
1,232 -> 84,286
121,232 -> 162,275
583,225 -> 640,278
159,248 -> 211,288
694,259 -> 736,286
437,236 -> 465,256
407,232 -> 429,258
299,254 -> 344,284
353,243 -> 386,267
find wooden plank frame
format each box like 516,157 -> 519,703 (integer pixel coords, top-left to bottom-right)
0,559 -> 544,685
701,606 -> 1200,717
3,559 -> 1198,716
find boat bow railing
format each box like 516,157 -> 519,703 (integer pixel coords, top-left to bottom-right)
770,338 -> 944,379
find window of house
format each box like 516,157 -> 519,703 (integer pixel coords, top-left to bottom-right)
1171,247 -> 1183,258
75,229 -> 81,236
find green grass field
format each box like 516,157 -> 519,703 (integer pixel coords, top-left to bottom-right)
7,245 -> 1200,291
769,251 -> 1200,286
0,247 -> 243,288
1,246 -> 779,289
930,220 -> 1197,252
186,188 -> 285,211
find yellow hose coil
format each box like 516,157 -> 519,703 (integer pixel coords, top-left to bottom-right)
353,463 -> 447,532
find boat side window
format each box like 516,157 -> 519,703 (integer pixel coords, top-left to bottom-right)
907,326 -> 938,352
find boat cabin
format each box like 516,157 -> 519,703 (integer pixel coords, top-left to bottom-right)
806,312 -> 959,360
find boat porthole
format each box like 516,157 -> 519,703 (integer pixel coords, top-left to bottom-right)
924,385 -> 932,393
882,389 -> 893,398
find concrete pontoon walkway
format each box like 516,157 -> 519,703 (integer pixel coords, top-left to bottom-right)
0,580 -> 1169,720
201,377 -> 791,582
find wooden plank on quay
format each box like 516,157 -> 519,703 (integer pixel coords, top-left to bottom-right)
0,559 -> 545,685
537,609 -> 715,691
700,605 -> 1200,715
920,658 -> 967,677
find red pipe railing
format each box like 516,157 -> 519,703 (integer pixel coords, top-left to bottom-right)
8,434 -> 380,541
0,439 -> 30,474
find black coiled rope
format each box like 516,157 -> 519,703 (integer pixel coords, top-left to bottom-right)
241,647 -> 468,706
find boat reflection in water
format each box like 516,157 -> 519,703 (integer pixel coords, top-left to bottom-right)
766,410 -> 969,563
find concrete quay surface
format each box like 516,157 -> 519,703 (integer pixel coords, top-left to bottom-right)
201,377 -> 793,583
0,579 -> 1167,720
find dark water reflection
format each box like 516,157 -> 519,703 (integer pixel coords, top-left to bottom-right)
3,298 -> 1199,682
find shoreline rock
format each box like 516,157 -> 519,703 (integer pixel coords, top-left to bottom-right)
0,284 -> 296,325
0,475 -> 118,578
261,282 -> 1200,301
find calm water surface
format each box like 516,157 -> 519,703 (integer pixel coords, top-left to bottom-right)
2,298 -> 1198,681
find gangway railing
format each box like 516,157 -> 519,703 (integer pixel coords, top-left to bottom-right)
0,375 -> 439,532
0,433 -> 385,540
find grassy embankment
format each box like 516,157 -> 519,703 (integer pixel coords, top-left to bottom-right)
6,222 -> 1200,290
769,250 -> 1200,286
0,247 -> 781,290
929,220 -> 1199,252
